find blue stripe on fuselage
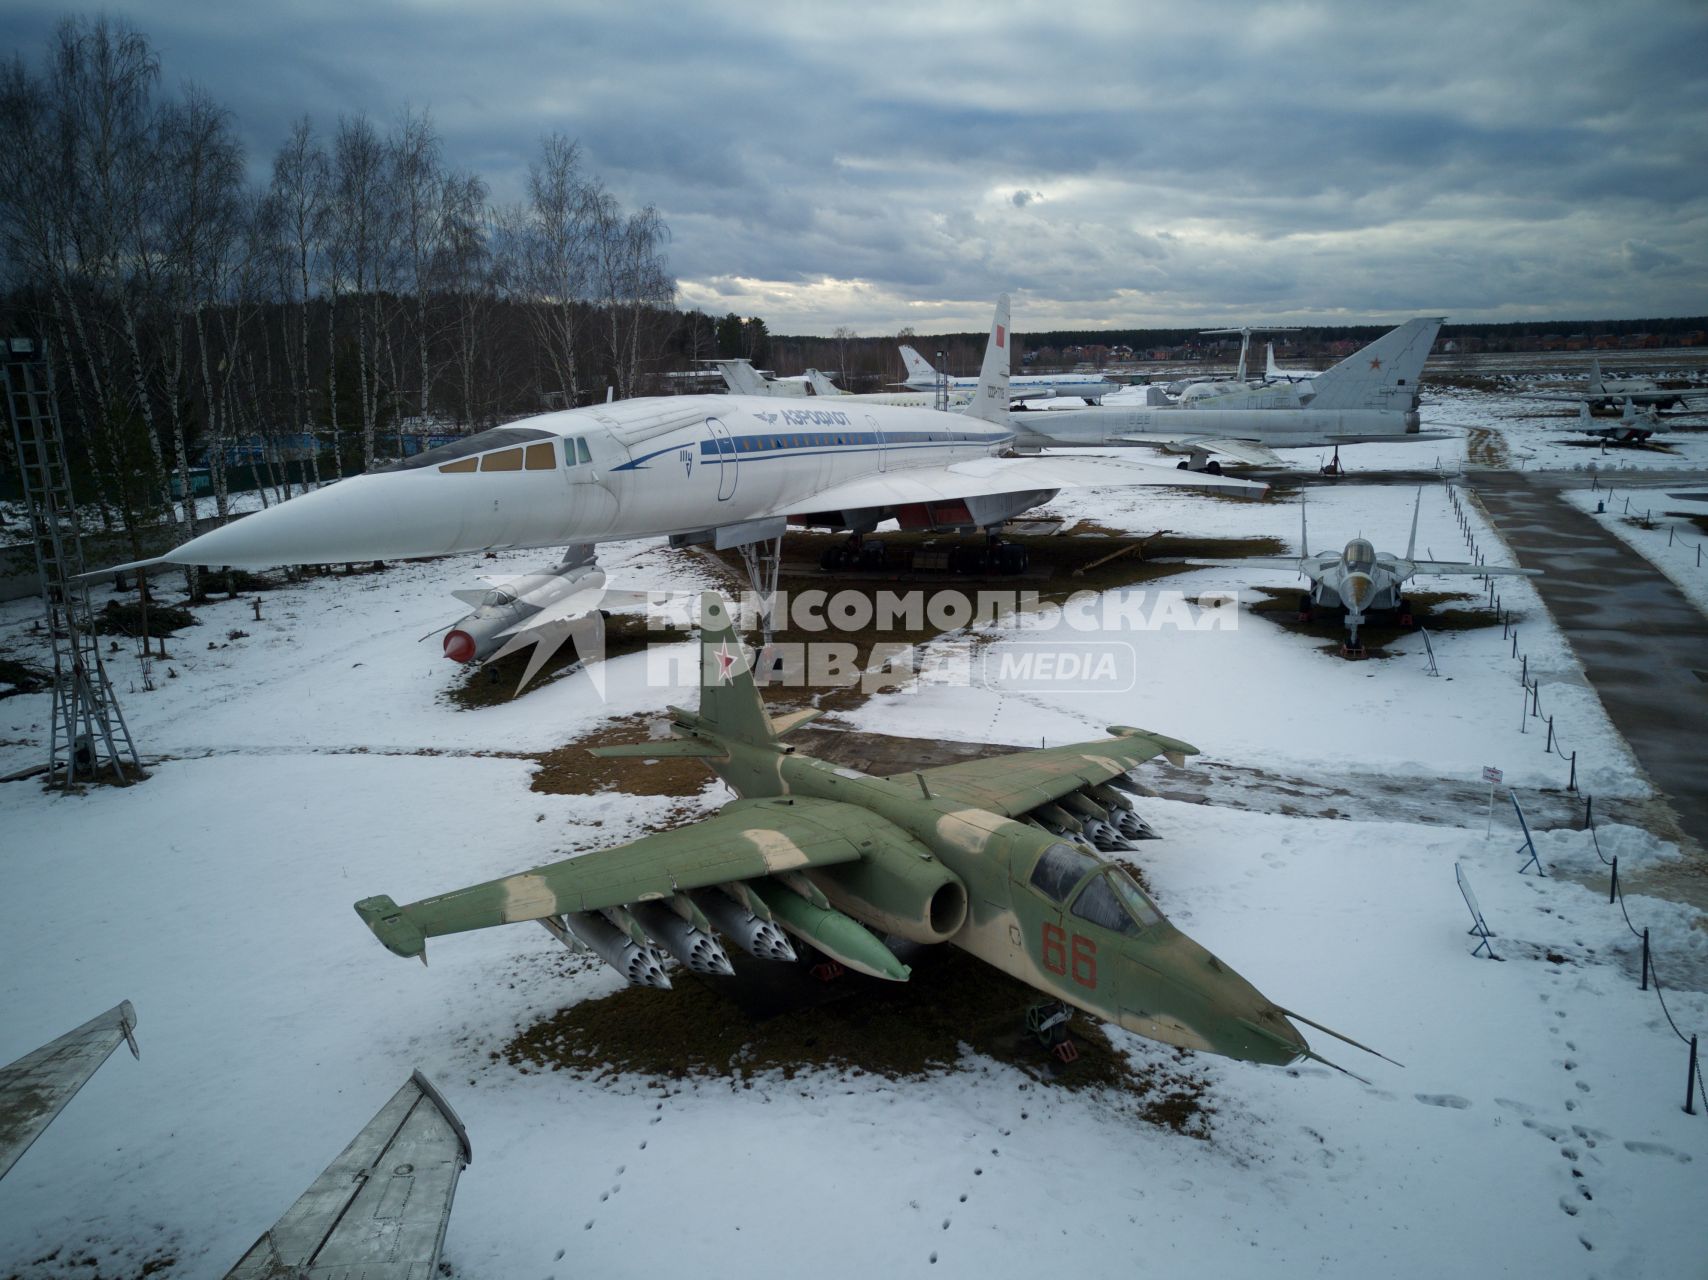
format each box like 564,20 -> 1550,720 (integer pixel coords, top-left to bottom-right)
611,429 -> 1011,471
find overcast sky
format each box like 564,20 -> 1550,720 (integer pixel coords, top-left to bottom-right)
5,1 -> 1706,335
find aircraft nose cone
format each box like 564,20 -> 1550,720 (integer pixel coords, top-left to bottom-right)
1344,572 -> 1374,609
157,469 -> 477,568
444,630 -> 477,664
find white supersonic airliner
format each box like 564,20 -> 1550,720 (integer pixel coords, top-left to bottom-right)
105,297 -> 1264,659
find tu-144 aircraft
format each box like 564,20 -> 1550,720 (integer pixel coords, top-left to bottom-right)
102,297 -> 1264,666
355,592 -> 1389,1074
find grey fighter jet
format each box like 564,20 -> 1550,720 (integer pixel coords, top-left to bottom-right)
1213,490 -> 1541,648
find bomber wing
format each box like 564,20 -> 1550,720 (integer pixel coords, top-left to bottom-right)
0,1002 -> 139,1181
765,453 -> 1266,520
1112,434 -> 1286,467
356,795 -> 865,959
913,725 -> 1196,818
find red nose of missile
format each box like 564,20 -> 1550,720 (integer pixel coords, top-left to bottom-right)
444,630 -> 477,664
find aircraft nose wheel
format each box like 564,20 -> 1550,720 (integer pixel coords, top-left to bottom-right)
1025,1000 -> 1079,1063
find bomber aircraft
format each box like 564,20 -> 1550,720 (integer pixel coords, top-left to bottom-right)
355,592 -> 1385,1074
1208,490 -> 1540,649
1013,318 -> 1449,472
1526,357 -> 1707,412
99,297 -> 1263,656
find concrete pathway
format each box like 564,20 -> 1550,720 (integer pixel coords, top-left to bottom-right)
1472,470 -> 1708,862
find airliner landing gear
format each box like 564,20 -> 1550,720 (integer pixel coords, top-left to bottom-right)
737,534 -> 784,660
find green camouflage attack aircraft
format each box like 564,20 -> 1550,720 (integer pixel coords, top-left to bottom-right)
357,593 -> 1387,1073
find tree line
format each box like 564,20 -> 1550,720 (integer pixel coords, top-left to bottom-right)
0,15 -> 690,554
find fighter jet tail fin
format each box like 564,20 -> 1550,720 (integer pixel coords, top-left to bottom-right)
961,294 -> 1013,426
1587,356 -> 1605,398
898,344 -> 938,383
1404,488 -> 1422,561
692,591 -> 777,748
1299,493 -> 1309,559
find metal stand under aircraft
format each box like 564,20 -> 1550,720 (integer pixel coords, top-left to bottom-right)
224,1071 -> 471,1280
0,1001 -> 139,1182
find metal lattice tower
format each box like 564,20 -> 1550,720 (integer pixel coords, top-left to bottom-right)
4,336 -> 141,788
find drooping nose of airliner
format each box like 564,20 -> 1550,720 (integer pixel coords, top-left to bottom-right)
151,468 -> 503,569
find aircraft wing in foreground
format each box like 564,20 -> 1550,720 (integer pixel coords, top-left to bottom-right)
0,1001 -> 139,1181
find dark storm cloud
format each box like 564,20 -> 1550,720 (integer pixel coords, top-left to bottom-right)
4,0 -> 1705,332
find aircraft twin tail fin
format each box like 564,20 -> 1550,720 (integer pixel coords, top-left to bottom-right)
1587,357 -> 1605,398
1307,317 -> 1444,412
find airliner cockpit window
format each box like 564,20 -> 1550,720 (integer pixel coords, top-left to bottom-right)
378,426 -> 557,473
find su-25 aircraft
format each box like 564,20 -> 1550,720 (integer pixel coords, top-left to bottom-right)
1212,490 -> 1541,648
104,297 -> 1264,664
900,343 -> 1120,404
1012,318 -> 1449,472
355,592 -> 1387,1074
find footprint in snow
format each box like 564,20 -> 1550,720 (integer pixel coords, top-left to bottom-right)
1623,1140 -> 1692,1163
1413,1093 -> 1472,1110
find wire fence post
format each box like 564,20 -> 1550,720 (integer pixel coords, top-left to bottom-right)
1531,682 -> 1541,718
1609,855 -> 1619,904
1546,716 -> 1555,753
1568,751 -> 1577,793
1688,1036 -> 1699,1116
1521,653 -> 1527,684
1520,685 -> 1528,733
1640,928 -> 1650,991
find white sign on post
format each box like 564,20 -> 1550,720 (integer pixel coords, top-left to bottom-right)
1482,765 -> 1503,836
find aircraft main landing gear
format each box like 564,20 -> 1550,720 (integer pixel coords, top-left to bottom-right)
1025,1000 -> 1079,1064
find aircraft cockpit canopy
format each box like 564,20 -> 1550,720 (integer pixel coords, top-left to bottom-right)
1342,538 -> 1376,571
1029,843 -> 1163,935
379,426 -> 560,473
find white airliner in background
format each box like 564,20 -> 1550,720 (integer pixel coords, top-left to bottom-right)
899,344 -> 1120,403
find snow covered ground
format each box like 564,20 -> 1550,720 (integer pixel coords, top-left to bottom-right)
2,390 -> 1705,1279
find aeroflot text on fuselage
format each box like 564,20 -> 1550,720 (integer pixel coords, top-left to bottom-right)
773,409 -> 853,428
